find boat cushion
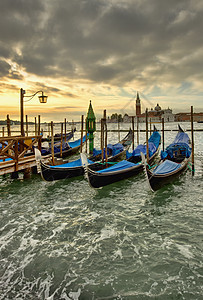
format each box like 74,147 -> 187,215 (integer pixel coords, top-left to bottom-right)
153,159 -> 181,175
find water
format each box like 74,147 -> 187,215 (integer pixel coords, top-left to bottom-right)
0,122 -> 202,299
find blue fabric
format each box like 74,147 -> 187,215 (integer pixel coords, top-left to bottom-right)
153,159 -> 181,175
161,131 -> 191,160
93,143 -> 124,158
0,158 -> 12,162
69,134 -> 89,148
172,131 -> 190,144
97,160 -> 137,173
148,131 -> 161,148
49,158 -> 94,168
41,134 -> 89,155
126,131 -> 161,159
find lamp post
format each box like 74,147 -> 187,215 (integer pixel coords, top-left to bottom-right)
20,88 -> 48,136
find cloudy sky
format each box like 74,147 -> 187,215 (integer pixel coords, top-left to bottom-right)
0,0 -> 203,122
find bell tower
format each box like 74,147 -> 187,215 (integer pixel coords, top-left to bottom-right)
136,92 -> 141,116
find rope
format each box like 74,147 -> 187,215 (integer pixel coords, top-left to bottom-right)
147,163 -> 157,170
98,161 -> 117,165
187,163 -> 195,172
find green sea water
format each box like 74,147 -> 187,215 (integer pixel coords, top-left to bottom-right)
0,122 -> 202,299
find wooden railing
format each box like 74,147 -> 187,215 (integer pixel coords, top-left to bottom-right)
0,135 -> 42,172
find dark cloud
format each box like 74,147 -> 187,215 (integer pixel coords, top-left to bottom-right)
0,0 -> 203,89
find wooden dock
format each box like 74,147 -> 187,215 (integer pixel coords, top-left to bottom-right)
0,135 -> 49,177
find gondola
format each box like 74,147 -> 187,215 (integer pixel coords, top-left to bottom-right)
40,134 -> 89,159
35,129 -> 133,181
143,125 -> 191,191
41,128 -> 76,142
83,128 -> 161,189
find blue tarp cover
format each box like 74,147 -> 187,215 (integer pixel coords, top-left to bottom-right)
49,157 -> 94,168
69,134 -> 89,148
161,131 -> 191,160
41,134 -> 89,155
126,131 -> 161,159
0,158 -> 12,162
97,160 -> 137,173
93,143 -> 124,158
153,159 -> 181,175
172,131 -> 190,144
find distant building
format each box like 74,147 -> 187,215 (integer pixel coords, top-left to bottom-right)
175,112 -> 203,122
138,103 -> 175,123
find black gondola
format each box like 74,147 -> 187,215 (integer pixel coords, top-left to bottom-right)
83,128 -> 161,189
41,128 -> 76,142
35,129 -> 133,181
40,134 -> 89,159
143,125 -> 191,191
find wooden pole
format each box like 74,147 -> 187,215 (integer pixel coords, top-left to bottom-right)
26,115 -> 28,136
48,122 -> 51,137
162,118 -> 165,152
101,118 -> 104,163
137,116 -> 139,145
146,109 -> 149,163
72,120 -> 74,140
60,122 -> 63,157
150,118 -> 152,135
102,110 -> 106,163
85,117 -> 88,153
105,122 -> 108,167
51,121 -> 55,165
191,106 -> 195,175
7,114 -> 11,136
38,115 -> 41,136
35,117 -> 37,136
118,121 -> 120,141
64,118 -> 66,142
80,115 -> 84,153
132,116 -> 135,150
20,88 -> 25,136
2,127 -> 5,137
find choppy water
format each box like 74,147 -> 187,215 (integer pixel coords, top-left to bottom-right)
0,122 -> 202,299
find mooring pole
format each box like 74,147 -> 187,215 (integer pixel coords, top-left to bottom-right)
146,109 -> 149,163
105,122 -> 108,167
60,122 -> 63,157
137,116 -> 139,145
7,114 -> 11,136
191,106 -> 195,175
85,117 -> 88,153
38,115 -> 41,136
132,116 -> 135,150
80,115 -> 84,153
64,118 -> 67,142
35,117 -> 37,136
162,118 -> 165,152
26,115 -> 28,136
118,120 -> 120,141
51,121 -> 55,165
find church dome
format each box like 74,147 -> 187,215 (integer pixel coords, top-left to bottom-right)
155,103 -> 161,111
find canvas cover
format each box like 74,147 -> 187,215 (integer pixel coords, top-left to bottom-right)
93,143 -> 124,158
97,160 -> 137,174
49,157 -> 94,168
153,160 -> 181,175
126,131 -> 161,159
161,131 -> 191,160
41,134 -> 88,155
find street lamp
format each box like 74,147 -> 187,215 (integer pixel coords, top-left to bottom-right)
20,88 -> 48,136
